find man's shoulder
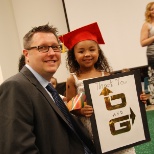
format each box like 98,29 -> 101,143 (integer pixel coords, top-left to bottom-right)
1,68 -> 31,88
1,72 -> 21,83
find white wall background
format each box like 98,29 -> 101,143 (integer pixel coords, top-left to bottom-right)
0,0 -> 69,83
63,0 -> 152,71
0,0 -> 152,83
11,0 -> 69,83
0,0 -> 21,82
0,65 -> 3,84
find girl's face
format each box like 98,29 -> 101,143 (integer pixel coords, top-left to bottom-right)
74,40 -> 99,69
150,4 -> 154,17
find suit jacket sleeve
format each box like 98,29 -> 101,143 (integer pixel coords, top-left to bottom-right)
0,79 -> 40,154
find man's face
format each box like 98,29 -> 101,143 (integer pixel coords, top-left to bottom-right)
24,32 -> 61,81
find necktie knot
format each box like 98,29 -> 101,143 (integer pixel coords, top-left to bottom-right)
46,82 -> 72,119
46,82 -> 75,128
46,83 -> 56,93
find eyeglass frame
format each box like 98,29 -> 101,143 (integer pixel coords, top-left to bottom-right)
26,45 -> 62,53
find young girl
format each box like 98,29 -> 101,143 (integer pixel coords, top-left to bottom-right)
59,22 -> 147,154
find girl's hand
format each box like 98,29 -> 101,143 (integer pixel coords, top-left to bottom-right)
62,96 -> 67,102
140,92 -> 148,104
80,105 -> 93,117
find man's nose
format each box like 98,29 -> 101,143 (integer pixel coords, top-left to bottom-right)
48,47 -> 55,55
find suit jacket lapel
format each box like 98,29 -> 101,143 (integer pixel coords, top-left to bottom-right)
20,66 -> 70,126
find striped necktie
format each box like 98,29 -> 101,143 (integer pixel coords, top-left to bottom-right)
46,83 -> 92,154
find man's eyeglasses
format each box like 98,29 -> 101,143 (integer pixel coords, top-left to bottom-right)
27,45 -> 62,53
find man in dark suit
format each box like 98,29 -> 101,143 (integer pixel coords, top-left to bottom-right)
0,24 -> 95,154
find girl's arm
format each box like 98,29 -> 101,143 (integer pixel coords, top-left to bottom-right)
140,92 -> 148,104
66,75 -> 93,117
66,74 -> 77,102
140,22 -> 154,47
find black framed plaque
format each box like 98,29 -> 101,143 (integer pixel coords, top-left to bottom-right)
83,70 -> 150,154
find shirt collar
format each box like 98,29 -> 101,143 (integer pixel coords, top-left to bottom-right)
25,64 -> 49,88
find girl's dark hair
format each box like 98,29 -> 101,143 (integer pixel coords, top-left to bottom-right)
66,46 -> 112,75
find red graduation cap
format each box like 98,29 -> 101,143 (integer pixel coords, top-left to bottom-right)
59,22 -> 105,50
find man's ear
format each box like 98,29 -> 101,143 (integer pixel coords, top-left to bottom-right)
23,49 -> 29,63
